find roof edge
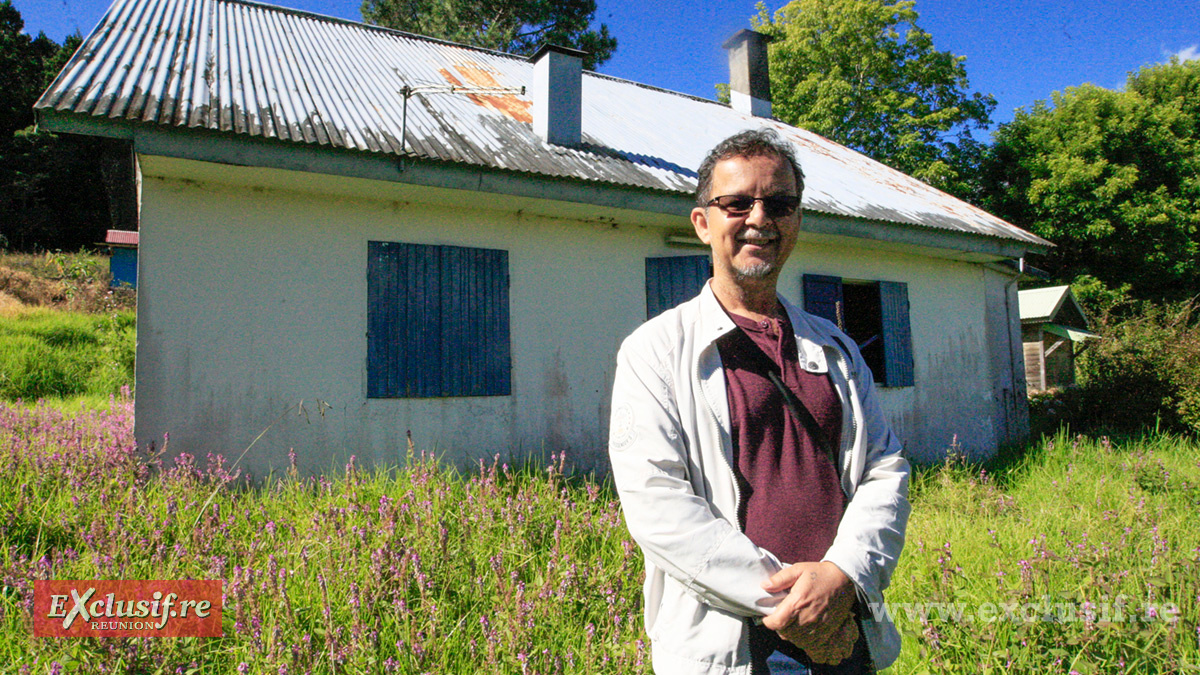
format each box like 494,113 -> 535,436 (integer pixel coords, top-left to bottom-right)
38,108 -> 1050,259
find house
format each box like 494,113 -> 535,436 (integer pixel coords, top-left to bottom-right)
1019,285 -> 1099,392
35,0 -> 1050,473
103,229 -> 139,288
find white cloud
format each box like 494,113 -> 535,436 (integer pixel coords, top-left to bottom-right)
1167,44 -> 1200,62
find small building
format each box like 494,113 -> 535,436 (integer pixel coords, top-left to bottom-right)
36,0 -> 1050,473
103,229 -> 139,288
1019,285 -> 1099,392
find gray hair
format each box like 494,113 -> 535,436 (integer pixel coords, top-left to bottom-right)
695,128 -> 805,206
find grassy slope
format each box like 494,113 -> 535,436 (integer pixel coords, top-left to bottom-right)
0,251 -> 135,403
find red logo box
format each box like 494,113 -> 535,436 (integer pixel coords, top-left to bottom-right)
34,580 -> 223,638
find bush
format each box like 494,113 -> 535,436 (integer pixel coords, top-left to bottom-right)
1037,299 -> 1200,435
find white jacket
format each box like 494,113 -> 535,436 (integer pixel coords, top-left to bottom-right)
608,282 -> 911,674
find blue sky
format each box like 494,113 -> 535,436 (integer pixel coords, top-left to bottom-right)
14,0 -> 1200,132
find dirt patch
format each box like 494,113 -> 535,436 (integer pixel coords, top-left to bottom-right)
0,258 -> 135,313
0,267 -> 68,306
0,291 -> 26,316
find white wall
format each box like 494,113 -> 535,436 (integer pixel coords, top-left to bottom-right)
782,214 -> 1017,462
135,161 -> 1024,477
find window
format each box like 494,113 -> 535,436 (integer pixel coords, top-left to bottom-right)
645,255 -> 712,319
367,241 -> 511,397
802,274 -> 913,387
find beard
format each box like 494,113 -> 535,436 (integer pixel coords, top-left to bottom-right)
733,261 -> 775,280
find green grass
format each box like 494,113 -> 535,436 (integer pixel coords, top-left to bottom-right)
887,431 -> 1200,673
2,398 -> 1197,673
0,307 -> 135,401
2,400 -> 648,674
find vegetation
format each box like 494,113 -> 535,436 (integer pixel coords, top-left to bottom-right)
982,59 -> 1200,303
360,0 -> 617,69
1029,297 -> 1200,438
2,399 -> 649,673
0,0 -> 135,253
0,251 -> 135,403
751,0 -> 995,198
890,432 -> 1200,673
2,402 -> 1197,673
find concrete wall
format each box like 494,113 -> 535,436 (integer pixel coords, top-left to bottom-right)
135,159 -> 1026,477
788,216 -> 1025,462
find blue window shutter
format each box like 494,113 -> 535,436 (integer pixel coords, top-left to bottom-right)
803,274 -> 843,328
645,255 -> 712,319
368,242 -> 510,397
879,281 -> 914,387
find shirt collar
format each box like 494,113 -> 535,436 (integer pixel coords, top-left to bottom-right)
697,280 -> 830,374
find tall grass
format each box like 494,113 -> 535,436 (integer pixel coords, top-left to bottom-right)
2,397 -> 648,674
2,399 -> 1197,673
0,307 -> 135,401
888,432 -> 1200,673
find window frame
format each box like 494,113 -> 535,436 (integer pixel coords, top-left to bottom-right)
802,274 -> 914,388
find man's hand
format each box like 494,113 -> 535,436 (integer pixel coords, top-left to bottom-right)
778,613 -> 859,665
761,561 -> 858,662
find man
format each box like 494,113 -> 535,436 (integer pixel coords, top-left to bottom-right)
608,128 -> 910,674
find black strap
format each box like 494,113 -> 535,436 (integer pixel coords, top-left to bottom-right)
767,370 -> 841,481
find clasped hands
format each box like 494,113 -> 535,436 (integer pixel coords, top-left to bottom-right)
761,561 -> 859,665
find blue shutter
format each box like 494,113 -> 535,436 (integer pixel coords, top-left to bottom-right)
368,242 -> 510,397
879,281 -> 914,387
803,274 -> 844,328
645,255 -> 712,319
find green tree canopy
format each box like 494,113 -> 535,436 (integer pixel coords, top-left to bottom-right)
751,0 -> 994,197
982,60 -> 1200,303
0,1 -> 128,252
361,0 -> 616,70
0,0 -> 61,137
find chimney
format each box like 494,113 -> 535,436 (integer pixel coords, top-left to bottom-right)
723,29 -> 772,117
529,44 -> 586,146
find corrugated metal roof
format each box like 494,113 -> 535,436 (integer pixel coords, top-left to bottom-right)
1019,285 -> 1072,323
37,0 -> 1049,247
105,229 -> 140,246
1043,323 -> 1099,342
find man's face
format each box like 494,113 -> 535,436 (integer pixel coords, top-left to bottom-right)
691,154 -> 801,286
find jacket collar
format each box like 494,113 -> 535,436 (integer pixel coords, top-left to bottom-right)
696,280 -> 830,374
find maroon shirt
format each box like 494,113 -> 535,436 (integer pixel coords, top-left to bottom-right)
715,309 -> 846,564
717,308 -> 851,668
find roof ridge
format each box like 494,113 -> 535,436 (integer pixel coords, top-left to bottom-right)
216,0 -> 529,60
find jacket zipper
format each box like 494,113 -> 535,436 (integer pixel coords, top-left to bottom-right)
826,339 -> 883,666
695,351 -> 742,522
824,341 -> 856,496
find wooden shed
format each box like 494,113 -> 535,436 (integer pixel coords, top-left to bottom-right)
1020,286 -> 1099,392
103,229 -> 139,289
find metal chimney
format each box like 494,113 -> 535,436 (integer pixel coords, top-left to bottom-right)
723,29 -> 772,117
529,44 -> 586,146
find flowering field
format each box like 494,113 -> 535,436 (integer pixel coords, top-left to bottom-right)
2,397 -> 1198,674
2,397 -> 647,673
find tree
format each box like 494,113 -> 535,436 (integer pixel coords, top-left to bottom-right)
0,0 -> 127,252
750,0 -> 994,197
0,0 -> 59,137
981,60 -> 1200,303
361,0 -> 616,70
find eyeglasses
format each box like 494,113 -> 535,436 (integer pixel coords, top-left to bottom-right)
706,194 -> 801,219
